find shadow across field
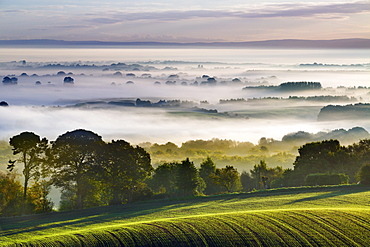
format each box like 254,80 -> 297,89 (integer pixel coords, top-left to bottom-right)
286,185 -> 370,205
0,200 -> 208,236
1,184 -> 368,238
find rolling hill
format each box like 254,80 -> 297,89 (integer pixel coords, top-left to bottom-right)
1,185 -> 369,246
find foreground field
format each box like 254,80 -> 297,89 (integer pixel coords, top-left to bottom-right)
1,185 -> 369,246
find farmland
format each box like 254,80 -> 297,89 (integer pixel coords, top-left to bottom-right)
1,185 -> 369,246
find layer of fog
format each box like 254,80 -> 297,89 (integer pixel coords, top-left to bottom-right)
1,48 -> 369,209
0,47 -> 369,146
1,106 -> 370,146
1,67 -> 369,106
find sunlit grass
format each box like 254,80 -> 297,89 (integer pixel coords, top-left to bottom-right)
1,185 -> 369,246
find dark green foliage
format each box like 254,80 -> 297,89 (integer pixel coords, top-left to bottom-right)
250,161 -> 284,189
98,140 -> 153,205
129,182 -> 153,202
272,168 -> 301,188
199,157 -> 222,194
59,188 -> 77,211
150,162 -> 177,195
50,132 -> 153,209
58,178 -> 110,211
291,139 -> 370,185
293,140 -> 346,185
150,158 -> 202,197
48,129 -> 104,209
176,158 -> 201,196
211,165 -> 241,192
294,140 -> 341,172
305,173 -> 349,186
347,139 -> 370,168
358,164 -> 370,185
4,126 -> 370,218
275,139 -> 370,187
8,132 -> 48,211
240,171 -> 254,191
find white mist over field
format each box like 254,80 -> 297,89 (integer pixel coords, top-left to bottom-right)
0,47 -> 369,144
2,106 -> 368,145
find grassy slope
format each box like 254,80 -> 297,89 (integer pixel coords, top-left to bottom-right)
1,185 -> 369,246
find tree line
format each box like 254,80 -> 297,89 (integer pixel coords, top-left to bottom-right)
1,130 -> 152,215
1,130 -> 369,216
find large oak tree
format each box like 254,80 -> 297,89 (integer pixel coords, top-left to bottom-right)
48,129 -> 104,209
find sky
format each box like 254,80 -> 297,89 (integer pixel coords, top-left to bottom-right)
0,0 -> 369,42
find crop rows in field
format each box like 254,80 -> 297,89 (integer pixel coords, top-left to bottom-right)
4,209 -> 369,247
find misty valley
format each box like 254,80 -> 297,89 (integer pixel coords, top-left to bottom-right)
1,47 -> 370,246
2,0 -> 370,244
1,48 -> 370,161
0,48 -> 370,145
1,47 -> 370,189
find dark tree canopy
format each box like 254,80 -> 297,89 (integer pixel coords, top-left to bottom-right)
305,173 -> 349,186
150,162 -> 177,195
63,76 -> 74,84
176,158 -> 201,196
98,140 -> 153,205
2,76 -> 18,85
150,158 -> 202,197
250,160 -> 283,189
8,132 -> 48,212
199,157 -> 220,194
48,129 -> 104,209
57,71 -> 66,76
279,81 -> 322,90
211,165 -> 240,192
240,171 -> 254,191
358,164 -> 370,185
0,101 -> 9,106
294,140 -> 343,173
348,139 -> 370,167
5,127 -> 370,216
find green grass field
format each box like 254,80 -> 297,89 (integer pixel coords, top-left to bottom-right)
1,185 -> 369,246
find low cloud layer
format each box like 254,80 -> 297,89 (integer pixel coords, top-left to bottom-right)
0,49 -> 369,145
1,106 -> 368,146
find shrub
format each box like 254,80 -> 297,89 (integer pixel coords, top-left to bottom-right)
305,173 -> 349,186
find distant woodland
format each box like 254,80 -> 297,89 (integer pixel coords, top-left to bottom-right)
318,103 -> 370,121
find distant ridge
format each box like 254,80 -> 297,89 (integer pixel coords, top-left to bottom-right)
0,38 -> 369,49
